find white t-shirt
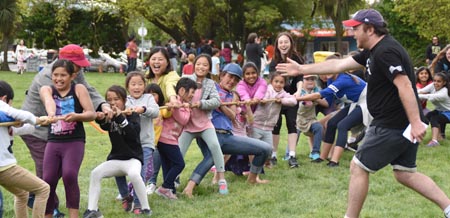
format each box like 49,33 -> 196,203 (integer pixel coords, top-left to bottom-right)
211,56 -> 220,75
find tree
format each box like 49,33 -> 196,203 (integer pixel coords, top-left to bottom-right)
118,0 -> 311,51
394,0 -> 450,42
374,0 -> 429,65
0,0 -> 17,71
311,0 -> 364,54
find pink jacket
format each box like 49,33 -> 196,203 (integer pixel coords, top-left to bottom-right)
236,77 -> 268,101
158,98 -> 191,145
252,85 -> 297,131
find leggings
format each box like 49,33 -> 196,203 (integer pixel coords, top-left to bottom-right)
43,141 -> 84,214
426,110 -> 450,128
272,105 -> 298,134
323,105 -> 363,148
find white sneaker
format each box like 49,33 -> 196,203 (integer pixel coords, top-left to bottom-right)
115,193 -> 122,201
146,183 -> 156,195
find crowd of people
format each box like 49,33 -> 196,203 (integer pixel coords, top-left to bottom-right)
2,8 -> 450,218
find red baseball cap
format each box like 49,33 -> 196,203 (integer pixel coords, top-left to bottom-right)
343,9 -> 385,27
59,44 -> 90,67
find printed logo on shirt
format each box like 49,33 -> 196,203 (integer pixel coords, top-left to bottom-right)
389,65 -> 403,74
51,95 -> 76,135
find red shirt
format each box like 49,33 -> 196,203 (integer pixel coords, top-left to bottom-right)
182,63 -> 194,75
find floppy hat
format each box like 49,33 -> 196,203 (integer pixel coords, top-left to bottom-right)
343,9 -> 385,27
222,63 -> 242,79
59,44 -> 90,67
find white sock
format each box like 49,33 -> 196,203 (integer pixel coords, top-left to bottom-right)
444,205 -> 450,218
347,137 -> 356,143
271,152 -> 277,158
218,179 -> 227,185
289,151 -> 295,157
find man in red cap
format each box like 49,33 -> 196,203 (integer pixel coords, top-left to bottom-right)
20,44 -> 113,218
276,8 -> 450,218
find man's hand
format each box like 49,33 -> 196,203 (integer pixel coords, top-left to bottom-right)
275,57 -> 302,76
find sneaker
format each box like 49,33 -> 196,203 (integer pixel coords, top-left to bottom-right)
146,183 -> 156,195
53,209 -> 65,218
427,140 -> 440,147
83,209 -> 103,218
155,187 -> 178,200
310,153 -> 320,161
218,180 -> 229,195
133,207 -> 152,216
288,156 -> 299,168
270,156 -> 277,166
327,161 -> 339,167
27,194 -> 35,209
115,193 -> 123,201
174,180 -> 180,189
121,195 -> 133,212
311,158 -> 324,163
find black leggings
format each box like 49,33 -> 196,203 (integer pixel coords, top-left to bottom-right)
272,105 -> 298,135
426,110 -> 450,134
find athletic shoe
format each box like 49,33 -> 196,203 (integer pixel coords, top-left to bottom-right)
310,153 -> 320,161
327,161 -> 339,167
115,193 -> 123,201
270,156 -> 277,166
218,180 -> 229,195
27,194 -> 35,209
121,195 -> 133,212
133,208 -> 152,216
288,156 -> 299,168
83,209 -> 103,218
155,187 -> 178,200
311,158 -> 324,163
427,140 -> 440,147
53,209 -> 65,218
146,183 -> 156,195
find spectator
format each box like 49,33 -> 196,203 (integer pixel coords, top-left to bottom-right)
220,42 -> 232,64
127,35 -> 139,73
245,33 -> 263,72
182,53 -> 195,76
431,44 -> 450,76
426,36 -> 443,65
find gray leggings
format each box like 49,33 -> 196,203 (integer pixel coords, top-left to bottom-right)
179,128 -> 225,173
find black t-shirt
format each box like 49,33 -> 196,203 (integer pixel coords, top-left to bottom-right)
269,54 -> 304,94
353,35 -> 424,129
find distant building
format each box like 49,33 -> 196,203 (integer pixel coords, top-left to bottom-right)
282,21 -> 357,63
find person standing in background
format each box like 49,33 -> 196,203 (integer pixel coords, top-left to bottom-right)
426,36 -> 443,65
245,33 -> 263,72
127,35 -> 139,73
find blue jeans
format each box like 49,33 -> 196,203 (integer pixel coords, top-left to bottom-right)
116,147 -> 153,207
298,122 -> 323,154
190,132 -> 271,184
158,142 -> 185,192
148,148 -> 161,185
324,105 -> 363,148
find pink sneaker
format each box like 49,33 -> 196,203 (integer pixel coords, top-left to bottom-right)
426,140 -> 440,147
155,187 -> 178,200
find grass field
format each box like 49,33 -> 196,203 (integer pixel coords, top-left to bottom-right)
1,70 -> 450,218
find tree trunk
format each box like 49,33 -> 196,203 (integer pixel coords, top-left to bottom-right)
1,33 -> 11,71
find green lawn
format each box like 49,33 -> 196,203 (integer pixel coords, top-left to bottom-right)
0,71 -> 449,217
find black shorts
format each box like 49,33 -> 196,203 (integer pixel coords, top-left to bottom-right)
353,126 -> 418,173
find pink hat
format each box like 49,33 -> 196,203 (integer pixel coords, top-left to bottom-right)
59,44 -> 90,67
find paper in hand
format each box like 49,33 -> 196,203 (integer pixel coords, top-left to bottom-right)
402,122 -> 428,143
